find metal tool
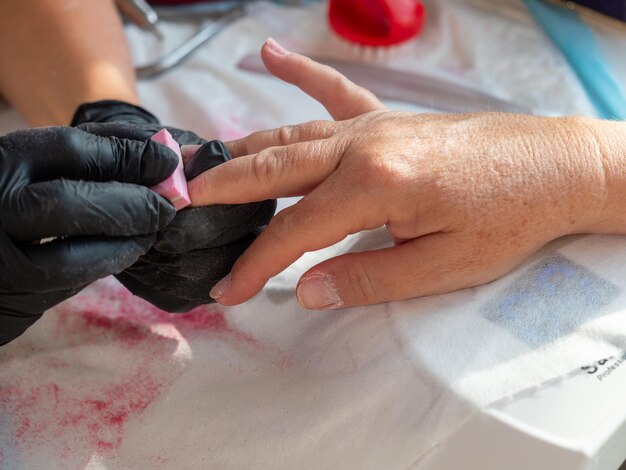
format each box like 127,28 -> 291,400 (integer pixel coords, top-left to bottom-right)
238,53 -> 532,114
135,6 -> 244,79
152,0 -> 245,20
115,0 -> 163,39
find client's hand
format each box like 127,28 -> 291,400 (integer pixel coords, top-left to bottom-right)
189,39 -> 625,310
0,126 -> 177,345
72,101 -> 276,312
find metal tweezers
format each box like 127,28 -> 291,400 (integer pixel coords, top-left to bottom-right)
134,3 -> 245,79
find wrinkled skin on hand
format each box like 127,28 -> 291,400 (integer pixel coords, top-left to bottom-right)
72,101 -> 276,312
188,39 -> 626,311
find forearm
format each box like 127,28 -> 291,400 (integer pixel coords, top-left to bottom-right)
0,0 -> 138,126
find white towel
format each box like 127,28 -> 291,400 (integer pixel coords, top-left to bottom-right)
1,1 -> 625,469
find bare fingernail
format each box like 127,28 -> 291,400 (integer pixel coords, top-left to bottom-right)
297,273 -> 343,310
210,273 -> 231,301
181,144 -> 202,160
265,37 -> 289,56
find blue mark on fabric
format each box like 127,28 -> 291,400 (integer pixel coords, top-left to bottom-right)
481,254 -> 620,346
0,410 -> 20,468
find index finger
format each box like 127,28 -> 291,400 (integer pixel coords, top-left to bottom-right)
261,38 -> 385,121
187,139 -> 342,206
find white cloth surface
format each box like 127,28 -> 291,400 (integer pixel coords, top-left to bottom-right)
1,1 -> 626,469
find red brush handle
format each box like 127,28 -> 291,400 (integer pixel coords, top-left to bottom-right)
328,0 -> 426,47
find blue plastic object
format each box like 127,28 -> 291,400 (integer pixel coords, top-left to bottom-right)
523,0 -> 626,119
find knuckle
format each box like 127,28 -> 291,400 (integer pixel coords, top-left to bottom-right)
307,120 -> 331,137
292,56 -> 315,87
251,149 -> 281,186
357,89 -> 375,105
196,168 -> 213,189
353,153 -> 401,190
267,204 -> 321,252
347,87 -> 374,112
332,74 -> 352,96
333,74 -> 373,108
345,257 -> 379,304
230,249 -> 255,281
276,126 -> 295,146
266,209 -> 295,245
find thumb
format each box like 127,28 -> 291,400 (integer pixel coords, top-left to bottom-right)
296,233 -> 489,309
261,38 -> 385,120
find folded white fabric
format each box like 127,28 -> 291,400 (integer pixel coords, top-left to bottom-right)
1,1 -> 625,469
392,235 -> 626,406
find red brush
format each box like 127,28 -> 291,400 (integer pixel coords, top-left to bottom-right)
328,0 -> 426,47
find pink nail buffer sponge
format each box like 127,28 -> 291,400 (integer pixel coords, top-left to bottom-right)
150,128 -> 191,210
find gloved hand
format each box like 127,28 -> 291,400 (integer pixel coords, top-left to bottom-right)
0,126 -> 179,345
72,100 -> 276,312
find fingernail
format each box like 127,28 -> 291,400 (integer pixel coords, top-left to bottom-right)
180,144 -> 201,160
297,274 -> 343,310
265,37 -> 289,56
210,273 -> 231,301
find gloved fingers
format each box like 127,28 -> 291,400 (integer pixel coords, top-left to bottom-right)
70,100 -> 160,126
0,310 -> 44,346
153,206 -> 229,253
77,122 -> 207,147
122,262 -> 193,287
115,272 -> 206,313
82,129 -> 179,185
119,258 -> 206,309
155,137 -> 274,253
0,286 -> 84,315
0,282 -> 90,345
15,127 -> 178,186
140,235 -> 255,280
153,199 -> 275,253
165,128 -> 207,147
15,234 -> 156,292
184,141 -> 232,180
120,235 -> 256,311
7,180 -> 176,242
76,122 -> 158,141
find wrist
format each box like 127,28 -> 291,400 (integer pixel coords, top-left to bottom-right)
571,117 -> 626,234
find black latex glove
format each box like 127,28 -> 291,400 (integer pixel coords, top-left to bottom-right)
72,100 -> 276,312
0,126 -> 179,345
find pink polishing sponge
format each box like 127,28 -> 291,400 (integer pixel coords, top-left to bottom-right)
150,128 -> 190,210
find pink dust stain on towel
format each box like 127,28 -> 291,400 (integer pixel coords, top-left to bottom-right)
0,278 -> 258,467
150,129 -> 191,210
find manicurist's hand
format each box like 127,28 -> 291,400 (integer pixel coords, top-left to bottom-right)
0,126 -> 179,345
189,39 -> 626,310
72,100 -> 276,312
